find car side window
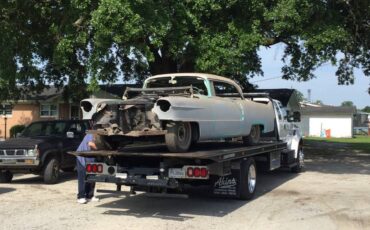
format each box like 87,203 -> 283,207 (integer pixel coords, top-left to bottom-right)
213,81 -> 242,98
68,122 -> 86,137
274,101 -> 283,121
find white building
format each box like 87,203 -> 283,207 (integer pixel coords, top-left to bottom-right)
299,104 -> 356,138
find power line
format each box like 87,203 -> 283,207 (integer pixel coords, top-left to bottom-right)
250,76 -> 282,83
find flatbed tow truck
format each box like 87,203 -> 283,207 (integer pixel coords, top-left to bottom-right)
71,92 -> 304,200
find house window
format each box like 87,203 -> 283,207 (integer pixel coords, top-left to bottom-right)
0,104 -> 12,116
40,104 -> 58,117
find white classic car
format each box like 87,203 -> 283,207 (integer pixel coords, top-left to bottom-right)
81,73 -> 276,152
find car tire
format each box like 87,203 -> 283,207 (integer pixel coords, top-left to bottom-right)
43,157 -> 60,184
165,122 -> 192,152
243,125 -> 261,145
238,158 -> 257,200
291,147 -> 304,173
0,170 -> 13,183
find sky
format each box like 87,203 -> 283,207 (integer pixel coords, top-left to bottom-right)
252,45 -> 370,109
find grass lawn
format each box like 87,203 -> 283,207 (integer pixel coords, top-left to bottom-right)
304,135 -> 370,153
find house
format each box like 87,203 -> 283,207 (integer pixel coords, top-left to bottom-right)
353,112 -> 370,135
299,103 -> 356,138
0,84 -> 139,139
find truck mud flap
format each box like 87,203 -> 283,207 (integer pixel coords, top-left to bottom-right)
211,169 -> 240,198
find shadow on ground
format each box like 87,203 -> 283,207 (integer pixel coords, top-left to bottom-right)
0,187 -> 16,195
304,141 -> 370,175
10,172 -> 77,184
96,170 -> 298,221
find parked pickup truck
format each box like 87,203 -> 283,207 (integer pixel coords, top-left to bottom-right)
0,120 -> 90,184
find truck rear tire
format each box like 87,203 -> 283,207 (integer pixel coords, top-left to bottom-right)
291,148 -> 304,173
238,158 -> 257,200
165,122 -> 192,152
0,170 -> 13,183
43,157 -> 60,184
243,125 -> 261,146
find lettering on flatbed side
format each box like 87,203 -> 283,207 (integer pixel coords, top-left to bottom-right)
213,176 -> 237,196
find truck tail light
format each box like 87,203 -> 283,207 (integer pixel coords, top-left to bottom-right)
193,167 -> 201,177
185,166 -> 208,178
86,163 -> 103,174
187,167 -> 193,177
200,168 -> 208,177
97,164 -> 103,173
86,164 -> 92,173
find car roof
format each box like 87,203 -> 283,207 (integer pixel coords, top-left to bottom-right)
146,73 -> 237,85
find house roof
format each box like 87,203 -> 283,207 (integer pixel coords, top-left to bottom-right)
301,106 -> 356,116
20,87 -> 63,101
98,84 -> 141,98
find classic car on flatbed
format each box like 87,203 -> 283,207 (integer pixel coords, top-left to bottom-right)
81,73 -> 276,152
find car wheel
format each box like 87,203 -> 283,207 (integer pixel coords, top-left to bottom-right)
165,122 -> 192,152
238,158 -> 257,200
0,170 -> 13,183
291,147 -> 304,173
43,157 -> 60,184
243,125 -> 261,145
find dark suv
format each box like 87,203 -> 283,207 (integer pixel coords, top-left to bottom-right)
0,120 -> 90,184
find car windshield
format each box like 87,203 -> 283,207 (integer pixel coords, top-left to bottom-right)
145,76 -> 208,95
21,122 -> 67,137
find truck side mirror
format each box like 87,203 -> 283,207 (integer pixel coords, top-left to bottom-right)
288,111 -> 301,122
66,131 -> 75,138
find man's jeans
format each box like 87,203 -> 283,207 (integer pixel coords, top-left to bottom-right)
77,159 -> 95,199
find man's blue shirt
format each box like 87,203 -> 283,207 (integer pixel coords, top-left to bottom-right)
76,134 -> 95,166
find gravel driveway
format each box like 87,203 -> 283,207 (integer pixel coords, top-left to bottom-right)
1,141 -> 369,230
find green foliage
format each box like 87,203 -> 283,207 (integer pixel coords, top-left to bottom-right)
362,106 -> 370,113
0,0 -> 369,101
341,101 -> 355,107
10,125 -> 25,138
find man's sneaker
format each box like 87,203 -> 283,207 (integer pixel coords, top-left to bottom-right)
87,196 -> 100,202
77,198 -> 87,204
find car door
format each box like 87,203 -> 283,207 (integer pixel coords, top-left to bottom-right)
62,121 -> 88,166
211,81 -> 244,137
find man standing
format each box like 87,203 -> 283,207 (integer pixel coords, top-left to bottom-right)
76,133 -> 100,204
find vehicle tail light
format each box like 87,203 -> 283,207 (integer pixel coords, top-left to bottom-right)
186,167 -> 193,177
193,167 -> 201,177
97,164 -> 103,173
86,164 -> 92,173
92,164 -> 98,173
200,168 -> 208,177
185,166 -> 208,178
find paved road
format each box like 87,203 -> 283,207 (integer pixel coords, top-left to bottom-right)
0,142 -> 369,230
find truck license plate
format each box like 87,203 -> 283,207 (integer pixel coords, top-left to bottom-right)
168,168 -> 185,178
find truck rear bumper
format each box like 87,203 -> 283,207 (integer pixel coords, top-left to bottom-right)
86,174 -> 180,189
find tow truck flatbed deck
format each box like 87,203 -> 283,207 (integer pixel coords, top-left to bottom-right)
70,141 -> 287,163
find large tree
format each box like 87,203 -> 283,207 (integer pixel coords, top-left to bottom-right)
0,0 -> 369,101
